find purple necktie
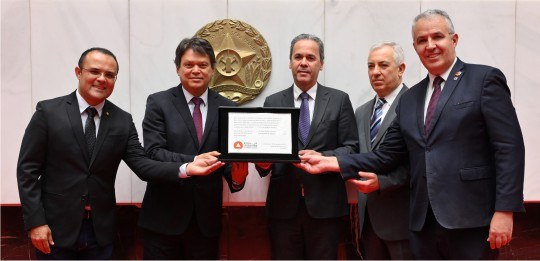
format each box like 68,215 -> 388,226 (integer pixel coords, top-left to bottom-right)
191,97 -> 203,144
425,76 -> 444,135
299,92 -> 310,145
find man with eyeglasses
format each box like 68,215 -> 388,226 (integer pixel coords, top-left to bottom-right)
17,47 -> 224,259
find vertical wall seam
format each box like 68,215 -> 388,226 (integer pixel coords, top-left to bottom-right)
128,0 -> 133,204
513,0 -> 517,103
418,1 -> 423,81
28,0 -> 33,115
323,0 -> 326,85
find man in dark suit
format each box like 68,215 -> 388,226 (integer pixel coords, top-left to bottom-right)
298,9 -> 525,259
255,34 -> 358,259
139,37 -> 248,259
350,42 -> 412,259
16,47 -> 224,260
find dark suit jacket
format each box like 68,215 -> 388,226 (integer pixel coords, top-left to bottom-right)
258,84 -> 358,219
17,91 -> 181,248
138,85 -> 238,238
338,59 -> 525,231
356,85 -> 409,241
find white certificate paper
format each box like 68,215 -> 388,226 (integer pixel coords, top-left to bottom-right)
228,112 -> 292,154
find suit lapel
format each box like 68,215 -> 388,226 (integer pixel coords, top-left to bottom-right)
372,85 -> 408,148
90,101 -> 111,166
308,84 -> 330,147
280,87 -> 299,148
281,87 -> 296,107
65,92 -> 91,164
428,59 -> 465,136
416,77 -> 430,138
363,98 -> 377,151
203,90 -> 220,149
171,85 -> 200,149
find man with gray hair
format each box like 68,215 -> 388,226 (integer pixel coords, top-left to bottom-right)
349,42 -> 412,259
254,33 -> 358,259
297,9 -> 524,259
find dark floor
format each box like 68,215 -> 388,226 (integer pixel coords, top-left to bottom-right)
2,204 -> 539,259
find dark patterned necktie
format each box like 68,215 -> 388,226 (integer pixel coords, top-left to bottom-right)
425,76 -> 444,135
85,107 -> 98,155
369,98 -> 386,144
192,97 -> 203,144
299,92 -> 311,145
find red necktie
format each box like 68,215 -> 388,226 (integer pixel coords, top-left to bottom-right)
191,97 -> 203,144
425,76 -> 444,135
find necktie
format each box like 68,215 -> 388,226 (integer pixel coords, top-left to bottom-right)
425,76 -> 444,135
299,92 -> 311,145
192,97 -> 203,144
369,98 -> 386,144
85,107 -> 98,155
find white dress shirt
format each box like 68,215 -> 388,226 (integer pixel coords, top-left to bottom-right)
180,88 -> 209,178
293,82 -> 318,123
423,57 -> 457,122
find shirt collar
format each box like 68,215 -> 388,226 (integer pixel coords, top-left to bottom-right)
182,87 -> 209,106
76,90 -> 105,116
293,82 -> 318,101
429,57 -> 458,83
377,83 -> 403,106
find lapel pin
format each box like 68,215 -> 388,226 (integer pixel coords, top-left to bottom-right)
106,112 -> 109,116
453,71 -> 462,80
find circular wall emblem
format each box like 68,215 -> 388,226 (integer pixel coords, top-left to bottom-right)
195,19 -> 272,104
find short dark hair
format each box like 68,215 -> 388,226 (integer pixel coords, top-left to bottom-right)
78,47 -> 119,73
174,37 -> 216,69
289,34 -> 325,62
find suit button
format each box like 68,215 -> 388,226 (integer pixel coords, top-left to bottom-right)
426,146 -> 431,152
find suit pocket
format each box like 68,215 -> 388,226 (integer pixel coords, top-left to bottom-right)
320,119 -> 337,127
42,191 -> 64,198
460,166 -> 491,181
452,101 -> 475,110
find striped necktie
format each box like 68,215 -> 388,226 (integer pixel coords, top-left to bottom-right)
369,98 -> 386,144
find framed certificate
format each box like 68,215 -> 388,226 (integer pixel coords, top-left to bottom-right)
218,106 -> 300,162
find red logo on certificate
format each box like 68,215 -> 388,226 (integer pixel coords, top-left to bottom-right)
234,141 -> 244,149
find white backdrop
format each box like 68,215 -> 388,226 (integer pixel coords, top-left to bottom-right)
2,0 -> 539,204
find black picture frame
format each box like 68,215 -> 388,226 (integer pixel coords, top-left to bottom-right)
218,106 -> 300,162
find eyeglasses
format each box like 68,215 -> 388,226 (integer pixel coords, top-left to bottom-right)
81,68 -> 117,81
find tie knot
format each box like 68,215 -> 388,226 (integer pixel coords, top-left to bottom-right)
86,107 -> 98,118
376,98 -> 386,108
192,97 -> 203,106
433,76 -> 444,88
300,92 -> 310,101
